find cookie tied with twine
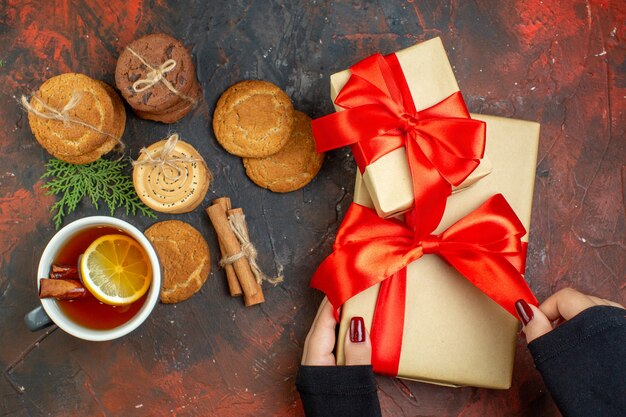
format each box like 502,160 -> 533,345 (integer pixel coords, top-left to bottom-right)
133,134 -> 212,213
22,73 -> 126,164
115,34 -> 202,124
125,47 -> 195,104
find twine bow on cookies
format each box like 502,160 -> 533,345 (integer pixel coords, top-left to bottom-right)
132,133 -> 202,181
126,46 -> 197,104
19,93 -> 120,140
131,56 -> 176,92
220,212 -> 284,285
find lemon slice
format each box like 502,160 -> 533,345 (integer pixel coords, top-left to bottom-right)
80,234 -> 152,306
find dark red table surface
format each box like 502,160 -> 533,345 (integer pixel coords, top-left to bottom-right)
1,1 -> 624,416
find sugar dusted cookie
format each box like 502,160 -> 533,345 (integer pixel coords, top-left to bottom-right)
213,80 -> 294,157
243,111 -> 324,193
144,220 -> 211,304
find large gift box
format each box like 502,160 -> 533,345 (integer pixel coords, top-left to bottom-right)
333,114 -> 540,389
314,37 -> 493,218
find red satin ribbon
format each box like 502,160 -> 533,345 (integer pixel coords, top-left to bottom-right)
370,268 -> 407,376
312,52 -> 486,235
310,194 -> 538,375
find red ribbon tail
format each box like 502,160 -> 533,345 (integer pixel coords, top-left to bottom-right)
370,269 -> 407,376
405,139 -> 451,236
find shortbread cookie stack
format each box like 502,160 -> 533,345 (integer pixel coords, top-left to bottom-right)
26,73 -> 126,164
213,80 -> 325,192
115,34 -> 201,124
132,134 -> 211,213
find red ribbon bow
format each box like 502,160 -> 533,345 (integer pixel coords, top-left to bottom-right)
312,52 -> 486,235
311,194 -> 538,375
311,194 -> 538,321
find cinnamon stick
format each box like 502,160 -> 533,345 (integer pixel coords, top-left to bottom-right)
206,204 -> 258,299
227,208 -> 265,306
50,264 -> 79,280
39,278 -> 87,300
212,198 -> 243,297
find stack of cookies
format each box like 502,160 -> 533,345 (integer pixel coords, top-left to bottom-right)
213,80 -> 325,193
115,34 -> 201,124
25,73 -> 125,164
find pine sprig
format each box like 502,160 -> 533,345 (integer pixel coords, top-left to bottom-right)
41,158 -> 157,228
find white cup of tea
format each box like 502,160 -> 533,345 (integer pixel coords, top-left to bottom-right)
25,216 -> 161,341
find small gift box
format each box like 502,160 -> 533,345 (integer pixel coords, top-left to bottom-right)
314,37 -> 492,219
328,114 -> 540,389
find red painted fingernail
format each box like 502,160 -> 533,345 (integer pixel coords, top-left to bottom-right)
350,316 -> 365,343
515,299 -> 534,326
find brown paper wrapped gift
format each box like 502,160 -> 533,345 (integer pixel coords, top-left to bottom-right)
329,37 -> 492,218
336,114 -> 540,389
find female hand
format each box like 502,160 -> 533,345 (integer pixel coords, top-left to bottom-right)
516,288 -> 625,342
301,297 -> 372,366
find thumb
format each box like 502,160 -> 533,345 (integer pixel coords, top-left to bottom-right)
515,299 -> 553,343
344,316 -> 372,366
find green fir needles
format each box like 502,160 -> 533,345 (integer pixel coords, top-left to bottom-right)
41,158 -> 156,228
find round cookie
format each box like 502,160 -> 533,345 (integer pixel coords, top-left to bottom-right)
133,137 -> 211,213
28,73 -> 123,162
213,80 -> 294,157
144,220 -> 211,304
243,111 -> 324,193
115,34 -> 196,113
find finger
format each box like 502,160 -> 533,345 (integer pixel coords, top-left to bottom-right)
539,288 -> 596,321
344,316 -> 372,366
586,295 -> 626,310
587,296 -> 625,311
302,332 -> 310,364
587,295 -> 611,306
311,297 -> 338,334
302,298 -> 339,366
517,302 -> 554,343
304,297 -> 335,348
309,297 -> 329,330
302,298 -> 331,364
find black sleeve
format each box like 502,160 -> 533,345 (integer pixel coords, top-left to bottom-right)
528,305 -> 626,417
296,365 -> 382,417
